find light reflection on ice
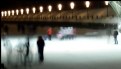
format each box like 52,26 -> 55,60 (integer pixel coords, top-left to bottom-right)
1,34 -> 121,66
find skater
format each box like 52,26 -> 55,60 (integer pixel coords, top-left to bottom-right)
37,36 -> 45,62
47,27 -> 52,40
24,36 -> 30,66
113,30 -> 118,44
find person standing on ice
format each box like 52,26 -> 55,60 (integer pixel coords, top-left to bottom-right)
113,29 -> 118,44
37,36 -> 45,63
47,27 -> 52,40
24,36 -> 30,66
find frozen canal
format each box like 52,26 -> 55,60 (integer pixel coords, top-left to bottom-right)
1,33 -> 121,69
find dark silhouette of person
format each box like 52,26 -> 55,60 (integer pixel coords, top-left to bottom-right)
37,36 -> 45,62
24,36 -> 30,66
113,30 -> 118,44
1,63 -> 7,69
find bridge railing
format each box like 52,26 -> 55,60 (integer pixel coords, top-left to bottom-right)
1,14 -> 116,22
1,7 -> 117,23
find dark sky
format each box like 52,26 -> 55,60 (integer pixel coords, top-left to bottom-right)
1,0 -> 105,10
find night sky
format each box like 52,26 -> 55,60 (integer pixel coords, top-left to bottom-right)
1,0 -> 106,10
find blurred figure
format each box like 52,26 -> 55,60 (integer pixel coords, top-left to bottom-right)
118,24 -> 121,33
1,63 -> 7,69
37,36 -> 45,63
47,27 -> 52,40
113,29 -> 118,44
108,27 -> 112,37
69,27 -> 75,39
24,36 -> 30,66
57,27 -> 76,40
72,28 -> 76,38
2,36 -> 12,64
